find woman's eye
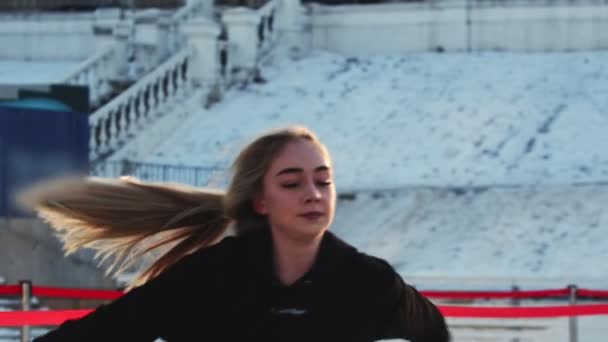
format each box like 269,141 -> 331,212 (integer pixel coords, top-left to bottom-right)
281,180 -> 331,189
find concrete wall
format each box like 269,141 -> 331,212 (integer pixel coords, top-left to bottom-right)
308,0 -> 608,55
0,14 -> 96,60
310,2 -> 466,55
0,9 -> 175,62
0,218 -> 116,289
470,2 -> 608,52
0,0 -> 183,11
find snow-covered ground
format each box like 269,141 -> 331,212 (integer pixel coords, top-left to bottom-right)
113,51 -> 608,191
0,60 -> 79,84
5,50 -> 608,341
111,49 -> 608,285
332,185 -> 608,289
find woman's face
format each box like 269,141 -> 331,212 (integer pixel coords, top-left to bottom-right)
255,139 -> 336,242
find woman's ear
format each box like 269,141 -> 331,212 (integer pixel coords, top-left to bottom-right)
253,195 -> 267,215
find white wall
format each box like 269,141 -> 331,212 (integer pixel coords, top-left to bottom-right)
470,2 -> 608,52
310,2 -> 467,55
308,0 -> 608,55
0,14 -> 96,60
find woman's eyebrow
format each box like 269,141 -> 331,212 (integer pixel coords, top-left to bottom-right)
275,165 -> 331,176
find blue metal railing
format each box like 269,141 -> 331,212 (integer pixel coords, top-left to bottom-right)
91,160 -> 227,187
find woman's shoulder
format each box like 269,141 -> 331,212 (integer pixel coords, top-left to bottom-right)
355,252 -> 398,277
353,251 -> 403,289
178,230 -> 268,271
161,235 -> 243,279
183,234 -> 243,265
324,233 -> 403,290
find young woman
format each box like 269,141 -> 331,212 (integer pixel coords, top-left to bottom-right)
24,126 -> 449,341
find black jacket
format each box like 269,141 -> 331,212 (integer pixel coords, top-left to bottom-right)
35,229 -> 449,342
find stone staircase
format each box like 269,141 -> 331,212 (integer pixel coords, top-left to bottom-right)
89,0 -> 287,170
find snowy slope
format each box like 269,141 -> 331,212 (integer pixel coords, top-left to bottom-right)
331,184 -> 608,287
112,51 -> 608,191
105,50 -> 608,286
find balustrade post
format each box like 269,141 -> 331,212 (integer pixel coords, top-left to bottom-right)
98,117 -> 109,155
159,74 -> 168,106
94,8 -> 121,53
176,57 -> 189,97
143,86 -> 151,116
89,120 -> 99,160
276,0 -> 303,55
158,16 -> 173,62
265,12 -> 274,45
113,21 -> 133,79
96,59 -> 109,104
107,108 -> 118,151
166,71 -> 174,100
174,66 -> 181,97
88,68 -> 99,107
223,8 -> 260,74
169,21 -> 182,53
181,18 -> 221,87
137,91 -> 146,123
127,95 -> 139,134
150,83 -> 159,112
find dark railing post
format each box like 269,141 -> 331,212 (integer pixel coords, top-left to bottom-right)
511,285 -> 520,307
568,284 -> 578,342
20,280 -> 32,342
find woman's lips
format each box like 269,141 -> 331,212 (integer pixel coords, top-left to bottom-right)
299,212 -> 324,220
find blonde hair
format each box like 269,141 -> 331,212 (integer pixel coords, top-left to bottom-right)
19,126 -> 327,288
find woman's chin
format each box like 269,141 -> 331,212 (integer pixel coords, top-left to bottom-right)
296,222 -> 329,238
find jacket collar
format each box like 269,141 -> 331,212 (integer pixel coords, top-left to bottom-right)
242,228 -> 358,286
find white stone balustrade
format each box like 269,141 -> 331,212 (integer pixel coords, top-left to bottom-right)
89,47 -> 192,161
275,0 -> 301,53
258,0 -> 279,54
170,0 -> 213,52
181,18 -> 221,86
173,0 -> 211,22
223,0 -> 279,72
61,46 -> 116,108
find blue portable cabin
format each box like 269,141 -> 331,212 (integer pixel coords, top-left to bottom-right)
0,84 -> 89,217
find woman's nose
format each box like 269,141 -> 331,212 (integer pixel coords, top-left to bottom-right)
303,182 -> 322,202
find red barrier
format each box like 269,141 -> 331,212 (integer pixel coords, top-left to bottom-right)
32,286 -> 123,300
3,284 -> 608,300
421,288 -> 570,299
578,289 -> 608,298
0,310 -> 92,327
4,304 -> 608,327
0,285 -> 21,296
440,303 -> 608,318
0,285 -> 123,300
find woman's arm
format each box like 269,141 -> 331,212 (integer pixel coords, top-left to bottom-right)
33,249 -> 206,342
381,277 -> 450,342
34,283 -> 167,341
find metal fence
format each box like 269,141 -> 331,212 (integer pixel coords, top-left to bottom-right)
0,0 -> 184,11
91,160 -> 227,187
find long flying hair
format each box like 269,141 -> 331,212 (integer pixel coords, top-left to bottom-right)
19,126 -> 328,288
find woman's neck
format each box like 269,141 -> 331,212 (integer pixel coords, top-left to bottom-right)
270,230 -> 324,286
